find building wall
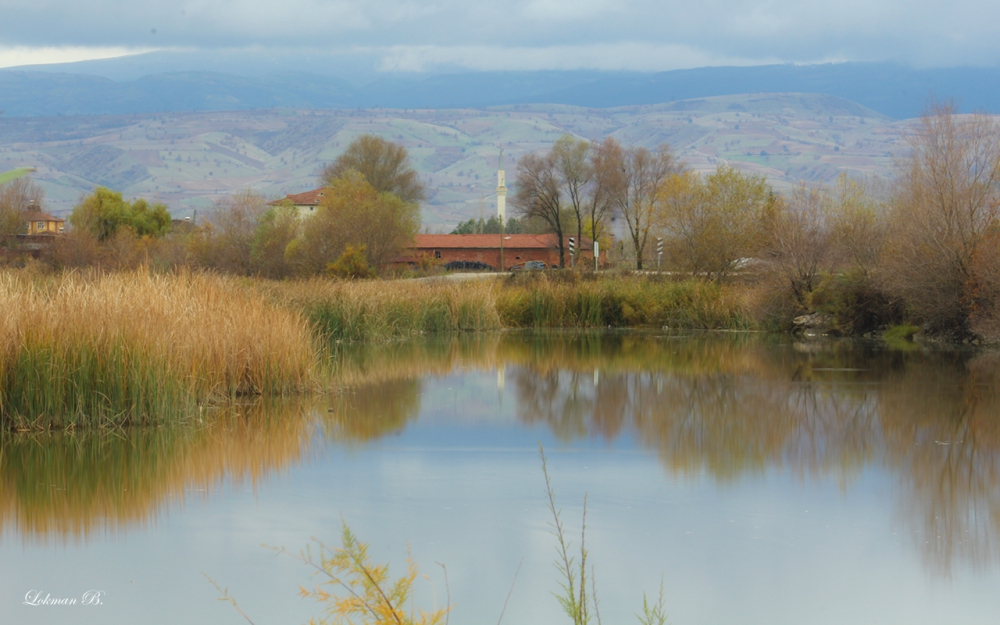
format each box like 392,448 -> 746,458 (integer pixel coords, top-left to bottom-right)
27,220 -> 63,235
421,246 -> 595,270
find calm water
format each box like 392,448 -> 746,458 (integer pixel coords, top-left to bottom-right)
2,333 -> 999,625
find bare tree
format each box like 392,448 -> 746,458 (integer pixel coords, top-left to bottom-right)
320,134 -> 425,204
609,144 -> 680,270
0,177 -> 44,243
765,184 -> 835,308
204,189 -> 270,275
513,151 -> 568,267
551,135 -> 591,263
586,137 -> 621,249
883,101 -> 1000,335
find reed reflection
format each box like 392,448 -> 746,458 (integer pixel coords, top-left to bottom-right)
0,399 -> 317,543
330,333 -> 1000,574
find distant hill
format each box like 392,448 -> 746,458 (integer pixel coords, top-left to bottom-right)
0,93 -> 910,228
2,62 -> 1000,119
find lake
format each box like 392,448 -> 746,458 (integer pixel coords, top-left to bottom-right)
2,332 -> 999,624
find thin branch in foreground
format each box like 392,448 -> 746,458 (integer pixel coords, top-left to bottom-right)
496,557 -> 525,625
203,573 -> 258,625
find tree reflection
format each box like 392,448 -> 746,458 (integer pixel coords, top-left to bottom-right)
0,399 -> 316,543
320,332 -> 1000,573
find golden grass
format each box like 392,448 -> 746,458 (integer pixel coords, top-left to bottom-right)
0,270 -> 319,427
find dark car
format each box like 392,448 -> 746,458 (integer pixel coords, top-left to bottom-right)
444,260 -> 495,271
511,260 -> 548,271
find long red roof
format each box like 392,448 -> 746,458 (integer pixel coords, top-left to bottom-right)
414,234 -> 593,250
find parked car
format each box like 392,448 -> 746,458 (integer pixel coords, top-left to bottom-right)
444,260 -> 495,272
511,260 -> 548,271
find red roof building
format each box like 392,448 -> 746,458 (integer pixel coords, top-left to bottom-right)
399,233 -> 601,270
269,188 -> 328,217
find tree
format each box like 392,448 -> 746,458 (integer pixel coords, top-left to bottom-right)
450,215 -> 522,234
659,165 -> 775,280
70,187 -> 170,241
320,134 -> 426,204
513,151 -> 567,267
202,189 -> 270,275
883,101 -> 1000,335
251,203 -> 300,279
292,171 -> 420,274
552,135 -> 592,264
764,184 -> 834,308
0,177 -> 43,242
586,137 -> 621,247
609,144 -> 680,270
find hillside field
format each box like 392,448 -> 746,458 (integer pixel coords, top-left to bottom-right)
0,93 -> 914,229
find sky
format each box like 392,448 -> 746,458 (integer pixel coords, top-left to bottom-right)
0,0 -> 998,72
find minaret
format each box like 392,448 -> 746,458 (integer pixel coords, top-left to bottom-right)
496,149 -> 507,221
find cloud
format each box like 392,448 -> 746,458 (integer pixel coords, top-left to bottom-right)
0,46 -> 158,69
374,43 -> 782,73
3,0 -> 1000,71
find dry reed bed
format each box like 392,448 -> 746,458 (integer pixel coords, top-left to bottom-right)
0,271 -> 318,428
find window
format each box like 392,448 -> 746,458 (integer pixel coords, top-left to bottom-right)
434,251 -> 441,259
36,221 -> 44,231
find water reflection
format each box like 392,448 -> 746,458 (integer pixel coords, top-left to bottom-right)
3,332 -> 999,577
330,333 -> 1000,574
0,400 -> 317,543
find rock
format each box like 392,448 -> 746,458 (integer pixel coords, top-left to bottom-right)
793,313 -> 833,333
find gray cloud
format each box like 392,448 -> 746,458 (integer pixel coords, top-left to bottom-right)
2,0 -> 1000,70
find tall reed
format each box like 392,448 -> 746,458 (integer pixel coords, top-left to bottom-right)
498,274 -> 756,330
267,278 -> 502,343
0,270 -> 318,428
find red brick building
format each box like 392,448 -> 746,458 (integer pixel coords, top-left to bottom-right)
399,234 -> 601,270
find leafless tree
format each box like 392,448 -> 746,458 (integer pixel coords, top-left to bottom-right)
883,101 -> 1000,335
608,144 -> 681,270
513,151 -> 567,267
551,135 -> 591,263
586,137 -> 621,249
204,189 -> 270,275
765,184 -> 836,308
0,177 -> 44,243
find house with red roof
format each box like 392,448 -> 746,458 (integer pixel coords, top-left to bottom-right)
268,188 -> 328,217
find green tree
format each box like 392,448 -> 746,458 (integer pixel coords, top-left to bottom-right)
291,171 -> 420,274
70,187 -> 170,241
320,135 -> 426,204
252,203 -> 300,278
451,215 -> 523,234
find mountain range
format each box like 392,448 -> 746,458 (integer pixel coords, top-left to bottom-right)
2,60 -> 1000,119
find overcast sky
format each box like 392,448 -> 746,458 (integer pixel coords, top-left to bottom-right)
1,0 -> 998,71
